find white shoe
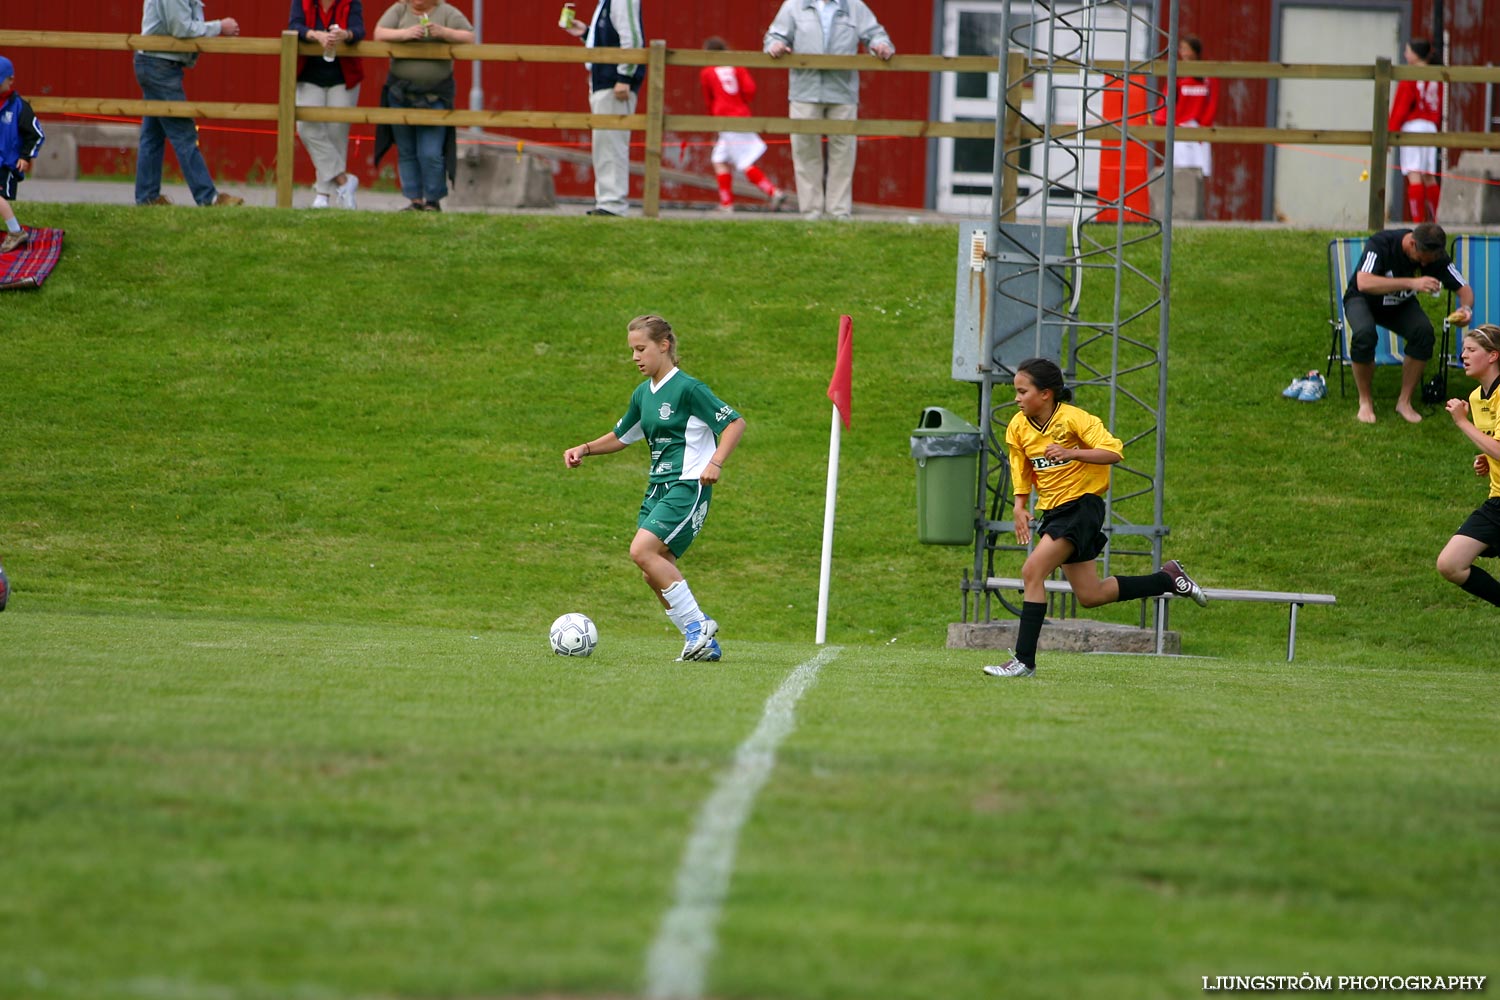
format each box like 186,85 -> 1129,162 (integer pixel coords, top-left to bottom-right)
311,194 -> 330,209
336,175 -> 359,209
982,655 -> 1034,678
677,617 -> 719,661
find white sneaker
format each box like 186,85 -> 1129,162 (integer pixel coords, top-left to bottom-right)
336,175 -> 360,209
982,655 -> 1034,678
311,194 -> 330,209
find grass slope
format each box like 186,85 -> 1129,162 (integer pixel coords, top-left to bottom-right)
1,205 -> 1497,999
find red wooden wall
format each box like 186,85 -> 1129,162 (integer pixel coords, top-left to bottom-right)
3,1 -> 935,209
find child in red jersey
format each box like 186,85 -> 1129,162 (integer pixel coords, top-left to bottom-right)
1154,35 -> 1219,177
1389,38 -> 1444,223
700,37 -> 786,213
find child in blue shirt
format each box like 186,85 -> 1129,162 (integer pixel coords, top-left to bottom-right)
0,55 -> 46,255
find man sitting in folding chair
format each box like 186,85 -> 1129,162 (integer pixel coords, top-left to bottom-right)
1344,222 -> 1473,424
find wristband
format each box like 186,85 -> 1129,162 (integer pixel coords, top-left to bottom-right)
583,443 -> 591,455
709,459 -> 722,468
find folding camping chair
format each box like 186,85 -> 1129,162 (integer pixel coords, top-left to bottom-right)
1441,235 -> 1500,401
1326,236 -> 1406,397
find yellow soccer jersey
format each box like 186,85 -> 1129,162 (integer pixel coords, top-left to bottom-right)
1006,402 -> 1123,511
1470,381 -> 1500,498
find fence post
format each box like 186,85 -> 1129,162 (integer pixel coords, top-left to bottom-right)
1368,55 -> 1392,231
277,30 -> 298,209
642,39 -> 667,219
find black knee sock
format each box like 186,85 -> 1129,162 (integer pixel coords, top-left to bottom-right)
1015,601 -> 1047,666
1460,565 -> 1500,608
1115,571 -> 1171,602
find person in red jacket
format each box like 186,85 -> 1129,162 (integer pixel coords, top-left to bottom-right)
289,0 -> 365,209
1154,35 -> 1219,177
1389,38 -> 1444,224
699,37 -> 786,214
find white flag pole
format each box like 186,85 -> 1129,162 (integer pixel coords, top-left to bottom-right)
815,405 -> 841,644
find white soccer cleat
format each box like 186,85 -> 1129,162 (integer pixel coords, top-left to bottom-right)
982,655 -> 1034,678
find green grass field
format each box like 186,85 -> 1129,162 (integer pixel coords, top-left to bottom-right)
2,205 -> 1497,1000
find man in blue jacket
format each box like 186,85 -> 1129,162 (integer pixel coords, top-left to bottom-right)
562,0 -> 645,217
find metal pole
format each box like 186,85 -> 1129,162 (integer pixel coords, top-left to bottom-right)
468,0 -> 484,113
1154,0 -> 1180,598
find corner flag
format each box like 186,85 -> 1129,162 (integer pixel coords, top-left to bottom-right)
817,316 -> 853,644
827,315 -> 853,428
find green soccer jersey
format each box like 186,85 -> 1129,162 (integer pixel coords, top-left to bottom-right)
615,368 -> 741,483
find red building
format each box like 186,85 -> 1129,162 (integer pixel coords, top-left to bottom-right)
5,1 -> 1496,220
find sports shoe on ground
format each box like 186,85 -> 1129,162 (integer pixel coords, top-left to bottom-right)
715,203 -> 735,214
1281,376 -> 1308,398
400,201 -> 426,212
585,207 -> 621,217
698,638 -> 722,661
768,188 -> 788,212
678,617 -> 719,661
982,655 -> 1034,678
311,194 -> 330,209
0,563 -> 8,611
1161,559 -> 1209,606
1297,372 -> 1326,402
142,195 -> 174,206
421,201 -> 442,212
212,192 -> 245,206
336,175 -> 359,209
0,230 -> 28,254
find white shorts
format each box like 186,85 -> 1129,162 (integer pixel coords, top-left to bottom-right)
1172,139 -> 1212,177
711,131 -> 767,172
1398,120 -> 1439,176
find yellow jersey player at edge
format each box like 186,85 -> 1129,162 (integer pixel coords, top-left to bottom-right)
1437,323 -> 1500,609
984,357 -> 1207,679
564,315 -> 746,662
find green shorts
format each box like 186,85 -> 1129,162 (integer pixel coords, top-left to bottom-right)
638,481 -> 712,558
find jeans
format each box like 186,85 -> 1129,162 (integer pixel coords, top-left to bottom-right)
134,53 -> 218,206
390,123 -> 447,203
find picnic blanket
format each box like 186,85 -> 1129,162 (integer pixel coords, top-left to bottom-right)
0,227 -> 66,290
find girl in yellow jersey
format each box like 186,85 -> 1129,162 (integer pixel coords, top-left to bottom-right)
984,358 -> 1207,678
1438,324 -> 1500,607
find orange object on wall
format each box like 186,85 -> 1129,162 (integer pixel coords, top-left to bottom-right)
1095,75 -> 1152,223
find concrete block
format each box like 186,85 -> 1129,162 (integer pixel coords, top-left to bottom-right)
947,618 -> 1181,655
1148,167 -> 1205,221
1439,152 -> 1500,225
30,133 -> 78,180
450,140 -> 556,209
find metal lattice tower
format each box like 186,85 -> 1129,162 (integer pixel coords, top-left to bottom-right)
959,0 -> 1182,629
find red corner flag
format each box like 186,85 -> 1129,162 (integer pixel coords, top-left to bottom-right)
827,315 -> 853,429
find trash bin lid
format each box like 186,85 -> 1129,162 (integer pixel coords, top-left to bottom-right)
911,406 -> 980,435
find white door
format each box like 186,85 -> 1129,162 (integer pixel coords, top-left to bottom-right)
1273,6 -> 1400,227
935,1 -> 1153,217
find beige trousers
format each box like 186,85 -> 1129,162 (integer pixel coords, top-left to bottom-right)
295,80 -> 360,194
789,101 -> 858,220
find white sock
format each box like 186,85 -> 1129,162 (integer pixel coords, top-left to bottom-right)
664,607 -> 687,635
661,579 -> 708,624
5,218 -> 18,234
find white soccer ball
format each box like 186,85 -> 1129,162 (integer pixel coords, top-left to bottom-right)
549,612 -> 598,658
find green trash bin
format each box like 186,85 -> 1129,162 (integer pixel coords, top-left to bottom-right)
910,406 -> 981,545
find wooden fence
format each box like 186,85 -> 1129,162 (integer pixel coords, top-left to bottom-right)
3,28 -> 1500,226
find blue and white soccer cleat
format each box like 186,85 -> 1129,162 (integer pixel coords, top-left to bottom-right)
678,617 -> 718,661
1297,371 -> 1326,402
698,638 -> 722,662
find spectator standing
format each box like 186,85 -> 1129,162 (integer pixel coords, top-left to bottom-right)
289,0 -> 365,210
1389,38 -> 1444,223
764,0 -> 893,222
561,0 -> 645,217
0,55 -> 44,254
1154,34 -> 1219,178
700,37 -> 787,214
372,0 -> 474,212
133,0 -> 245,207
1344,222 -> 1473,425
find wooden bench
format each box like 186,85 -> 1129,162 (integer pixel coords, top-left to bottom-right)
982,577 -> 1337,662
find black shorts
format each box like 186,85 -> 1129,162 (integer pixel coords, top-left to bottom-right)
1037,493 -> 1108,564
0,167 -> 19,202
1455,496 -> 1500,558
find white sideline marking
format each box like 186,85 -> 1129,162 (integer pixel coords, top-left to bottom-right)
643,646 -> 841,1000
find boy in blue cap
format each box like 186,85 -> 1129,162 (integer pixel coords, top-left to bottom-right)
0,55 -> 45,255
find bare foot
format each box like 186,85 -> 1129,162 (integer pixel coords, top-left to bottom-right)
1357,404 -> 1377,424
1395,404 -> 1423,424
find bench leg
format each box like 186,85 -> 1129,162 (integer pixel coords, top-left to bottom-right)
1154,596 -> 1168,654
1286,602 -> 1301,662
